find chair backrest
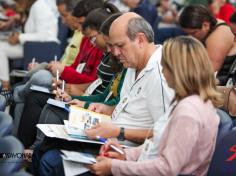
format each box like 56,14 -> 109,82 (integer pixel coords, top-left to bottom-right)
216,109 -> 233,144
207,130 -> 236,176
0,136 -> 24,175
0,111 -> 13,137
154,27 -> 186,44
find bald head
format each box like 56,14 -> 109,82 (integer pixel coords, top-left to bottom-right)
109,12 -> 154,43
109,12 -> 140,39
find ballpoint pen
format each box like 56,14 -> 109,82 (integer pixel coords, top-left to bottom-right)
96,136 -> 124,155
56,69 -> 59,82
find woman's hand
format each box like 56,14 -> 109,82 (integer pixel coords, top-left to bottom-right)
99,139 -> 126,160
88,156 -> 112,176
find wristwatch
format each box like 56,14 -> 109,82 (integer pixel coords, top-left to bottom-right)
117,127 -> 125,141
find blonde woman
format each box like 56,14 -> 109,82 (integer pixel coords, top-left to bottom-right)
88,36 -> 223,176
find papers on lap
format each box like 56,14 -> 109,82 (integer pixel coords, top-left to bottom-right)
62,159 -> 89,176
61,150 -> 96,175
30,85 -> 53,94
47,98 -> 70,112
37,105 -> 111,144
36,124 -> 104,145
61,150 -> 96,164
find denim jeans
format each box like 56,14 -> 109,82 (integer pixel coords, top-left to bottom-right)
33,148 -> 64,176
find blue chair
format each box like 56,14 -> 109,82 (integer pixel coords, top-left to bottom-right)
0,136 -> 24,175
216,109 -> 233,143
22,17 -> 70,70
207,130 -> 236,176
0,111 -> 13,136
10,17 -> 70,70
154,27 -> 186,44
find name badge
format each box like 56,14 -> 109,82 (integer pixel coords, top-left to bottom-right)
112,96 -> 128,119
104,91 -> 113,102
138,139 -> 153,161
84,78 -> 103,95
76,63 -> 86,73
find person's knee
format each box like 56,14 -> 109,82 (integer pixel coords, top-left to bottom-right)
30,70 -> 53,87
39,150 -> 63,176
0,95 -> 6,111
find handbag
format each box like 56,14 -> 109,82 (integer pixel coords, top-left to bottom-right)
219,86 -> 236,117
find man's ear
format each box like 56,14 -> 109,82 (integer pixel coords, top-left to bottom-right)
202,21 -> 210,31
136,32 -> 147,45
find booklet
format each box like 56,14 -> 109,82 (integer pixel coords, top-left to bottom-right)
31,85 -> 53,94
61,150 -> 96,164
36,124 -> 104,145
68,106 -> 111,133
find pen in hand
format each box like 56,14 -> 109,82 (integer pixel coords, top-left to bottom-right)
96,136 -> 124,155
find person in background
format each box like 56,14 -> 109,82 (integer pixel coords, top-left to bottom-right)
89,36 -> 222,176
208,0 -> 235,25
0,0 -> 59,90
12,0 -> 82,137
179,5 -> 235,85
121,0 -> 158,29
156,0 -> 178,29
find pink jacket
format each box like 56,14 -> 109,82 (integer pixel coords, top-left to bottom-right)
111,95 -> 219,176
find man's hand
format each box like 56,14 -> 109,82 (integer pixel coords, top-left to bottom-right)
53,88 -> 71,102
28,61 -> 39,71
8,32 -> 19,45
47,61 -> 65,76
88,103 -> 115,116
68,99 -> 85,107
65,83 -> 89,96
52,77 -> 62,90
85,122 -> 120,139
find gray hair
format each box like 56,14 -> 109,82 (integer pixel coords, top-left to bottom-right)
126,17 -> 154,43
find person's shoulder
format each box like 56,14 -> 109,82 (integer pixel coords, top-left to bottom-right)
174,95 -> 215,118
210,22 -> 233,37
207,22 -> 234,45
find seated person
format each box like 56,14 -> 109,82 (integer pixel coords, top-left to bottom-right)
179,5 -> 235,85
89,36 -> 222,176
0,0 -> 59,90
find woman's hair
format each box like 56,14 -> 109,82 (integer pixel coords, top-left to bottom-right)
72,0 -> 103,18
82,2 -> 119,31
162,36 -> 222,107
179,5 -> 217,30
100,12 -> 123,36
